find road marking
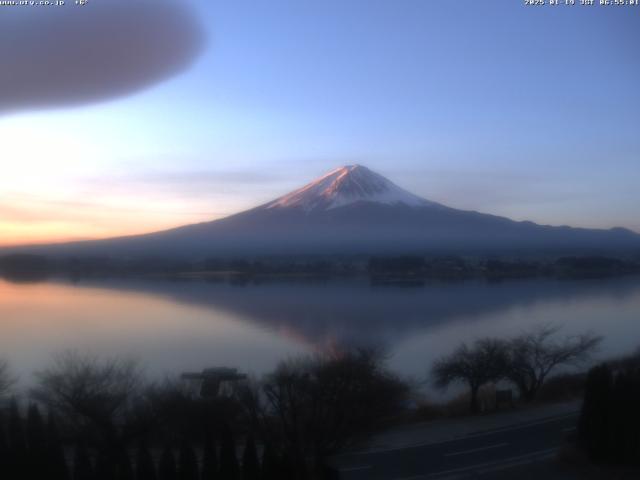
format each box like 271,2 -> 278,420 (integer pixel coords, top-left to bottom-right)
443,442 -> 508,457
338,412 -> 579,456
391,447 -> 558,479
475,448 -> 558,475
463,412 -> 579,438
339,465 -> 372,472
562,426 -> 576,433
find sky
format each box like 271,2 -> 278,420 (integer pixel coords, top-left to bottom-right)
0,0 -> 639,246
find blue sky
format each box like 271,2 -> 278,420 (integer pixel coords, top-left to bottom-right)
0,0 -> 638,244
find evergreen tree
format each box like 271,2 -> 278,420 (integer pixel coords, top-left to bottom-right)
27,404 -> 48,479
200,436 -> 218,480
218,424 -> 239,480
579,362 -> 640,466
8,399 -> 27,479
73,444 -> 94,480
0,411 -> 9,479
178,441 -> 199,480
630,367 -> 640,466
46,412 -> 69,480
116,449 -> 134,480
609,369 -> 640,465
278,452 -> 295,480
578,364 -> 613,462
158,446 -> 177,480
241,436 -> 260,480
95,449 -> 116,480
26,404 -> 46,450
260,443 -> 278,480
136,441 -> 157,480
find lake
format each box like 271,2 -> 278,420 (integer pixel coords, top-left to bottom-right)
1,275 -> 639,392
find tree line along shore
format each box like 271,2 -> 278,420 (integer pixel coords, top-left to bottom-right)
1,327 -> 638,479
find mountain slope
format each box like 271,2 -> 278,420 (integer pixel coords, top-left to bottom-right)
4,165 -> 640,258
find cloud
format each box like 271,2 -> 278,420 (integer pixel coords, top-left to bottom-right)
80,167 -> 292,199
0,191 -> 227,246
0,194 -> 155,223
129,169 -> 283,188
0,0 -> 204,114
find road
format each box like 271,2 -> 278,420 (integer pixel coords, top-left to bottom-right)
332,412 -> 579,479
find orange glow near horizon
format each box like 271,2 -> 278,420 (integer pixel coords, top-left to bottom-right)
0,212 -> 218,247
0,220 -> 147,247
0,112 -> 251,248
0,183 -> 238,247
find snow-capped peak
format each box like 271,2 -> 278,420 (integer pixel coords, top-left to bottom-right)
264,165 -> 438,211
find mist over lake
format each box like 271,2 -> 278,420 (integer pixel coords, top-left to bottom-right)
2,275 -> 639,390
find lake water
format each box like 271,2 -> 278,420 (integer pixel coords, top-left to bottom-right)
1,275 -> 640,391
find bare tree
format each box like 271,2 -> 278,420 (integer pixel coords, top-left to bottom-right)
139,376 -> 243,444
432,338 -> 509,413
31,351 -> 143,449
0,358 -> 15,397
506,325 -> 602,402
237,348 -> 409,476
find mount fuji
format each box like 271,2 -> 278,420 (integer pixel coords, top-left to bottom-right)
262,165 -> 436,211
5,165 -> 640,258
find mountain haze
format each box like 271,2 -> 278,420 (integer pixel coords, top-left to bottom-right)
5,165 -> 640,259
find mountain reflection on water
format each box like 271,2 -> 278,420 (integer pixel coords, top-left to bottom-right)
1,275 -> 639,386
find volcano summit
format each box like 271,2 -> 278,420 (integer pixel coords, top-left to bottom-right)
5,165 -> 640,259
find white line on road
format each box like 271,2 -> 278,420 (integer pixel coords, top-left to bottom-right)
391,447 -> 558,479
461,412 -> 579,439
475,448 -> 557,475
443,442 -> 508,457
339,412 -> 578,457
